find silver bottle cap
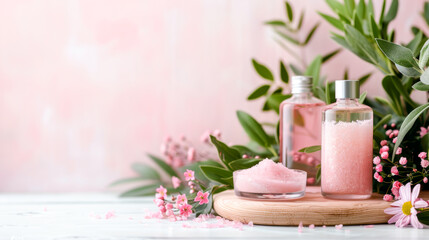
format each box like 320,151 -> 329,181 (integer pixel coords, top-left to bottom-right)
335,80 -> 360,99
291,76 -> 312,94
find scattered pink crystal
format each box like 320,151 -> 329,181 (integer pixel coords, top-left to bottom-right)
364,225 -> 374,228
105,211 -> 115,219
335,224 -> 343,230
248,221 -> 253,227
309,224 -> 315,229
298,221 -> 303,233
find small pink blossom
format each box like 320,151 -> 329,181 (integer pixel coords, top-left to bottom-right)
307,177 -> 315,184
373,156 -> 381,165
176,194 -> 187,206
242,154 -> 248,158
213,129 -> 222,138
380,140 -> 388,146
375,164 -> 383,172
391,123 -> 396,128
389,133 -> 395,138
399,157 -> 407,165
421,159 -> 429,168
386,129 -> 392,136
187,148 -> 196,162
393,137 -> 397,143
166,203 -> 173,210
194,191 -> 210,205
393,181 -> 402,189
377,176 -> 384,183
190,189 -> 195,194
179,204 -> 193,218
159,205 -> 166,213
184,169 -> 195,181
155,193 -> 165,200
156,185 -> 167,197
418,152 -> 427,159
391,166 -> 399,175
383,194 -> 393,201
420,127 -> 428,137
396,147 -> 402,155
424,177 -> 428,184
381,152 -> 389,159
374,172 -> 380,179
172,176 -> 181,189
154,198 -> 164,207
393,130 -> 399,136
383,124 -> 387,129
380,146 -> 389,153
392,187 -> 400,199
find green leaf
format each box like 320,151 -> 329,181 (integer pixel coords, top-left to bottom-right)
316,165 -> 321,183
285,1 -> 293,22
344,0 -> 355,17
280,61 -> 289,84
424,2 -> 429,26
236,110 -> 271,147
406,31 -> 423,57
332,33 -> 371,63
343,68 -> 349,79
381,76 -> 402,115
356,0 -> 365,19
378,0 -> 386,25
120,183 -> 160,197
395,64 -> 421,77
421,68 -> 429,85
131,163 -> 161,181
200,165 -> 233,185
326,0 -> 347,17
412,81 -> 429,91
289,64 -> 303,75
390,76 -> 418,108
110,177 -> 147,187
228,158 -> 261,170
358,72 -> 372,85
373,114 -> 392,131
325,81 -> 331,105
393,103 -> 429,160
417,210 -> 429,225
210,135 -> 241,165
383,0 -> 398,23
252,59 -> 274,81
148,154 -> 179,178
419,39 -> 429,69
267,93 -> 291,113
367,0 -> 374,19
298,145 -> 321,153
305,55 -> 322,88
376,38 -> 420,68
369,14 -> 380,39
319,12 -> 344,31
345,25 -> 379,66
275,30 -> 301,45
264,20 -> 286,26
304,23 -> 320,45
297,10 -> 305,30
247,85 -> 270,100
359,91 -> 367,104
322,49 -> 341,63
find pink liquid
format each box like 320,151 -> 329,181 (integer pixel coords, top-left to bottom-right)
234,159 -> 306,193
279,101 -> 325,182
321,119 -> 373,198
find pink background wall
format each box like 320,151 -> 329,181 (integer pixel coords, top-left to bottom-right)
0,0 -> 426,192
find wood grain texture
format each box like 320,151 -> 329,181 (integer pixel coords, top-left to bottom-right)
213,189 -> 429,226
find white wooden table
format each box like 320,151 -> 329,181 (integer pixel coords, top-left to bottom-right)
0,193 -> 428,239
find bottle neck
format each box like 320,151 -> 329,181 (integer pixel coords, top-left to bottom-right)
335,98 -> 359,106
292,91 -> 313,99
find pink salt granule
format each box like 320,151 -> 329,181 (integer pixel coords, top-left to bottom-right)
234,159 -> 306,193
335,224 -> 343,230
298,221 -> 303,233
364,225 -> 374,228
105,211 -> 115,219
309,224 -> 315,229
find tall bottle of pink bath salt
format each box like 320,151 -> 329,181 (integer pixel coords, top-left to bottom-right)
321,80 -> 373,199
279,76 -> 325,184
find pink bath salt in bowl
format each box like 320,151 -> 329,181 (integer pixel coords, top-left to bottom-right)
233,159 -> 307,200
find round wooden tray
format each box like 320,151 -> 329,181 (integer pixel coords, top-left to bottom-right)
213,188 -> 429,226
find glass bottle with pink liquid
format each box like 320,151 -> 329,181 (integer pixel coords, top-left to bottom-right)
321,80 -> 373,199
279,76 -> 325,185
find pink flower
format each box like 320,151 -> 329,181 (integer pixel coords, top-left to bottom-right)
377,176 -> 384,183
393,137 -> 397,143
166,203 -> 173,210
200,130 -> 211,143
381,152 -> 389,159
391,187 -> 400,199
184,169 -> 195,181
418,152 -> 427,159
393,130 -> 399,137
399,157 -> 407,165
156,185 -> 167,197
176,194 -> 187,206
420,127 -> 428,138
187,148 -> 196,162
375,164 -> 383,172
391,123 -> 396,128
383,194 -> 393,201
424,177 -> 428,184
373,156 -> 381,165
172,176 -> 181,189
391,166 -> 399,176
307,177 -> 315,185
396,147 -> 402,155
374,172 -> 380,179
179,204 -> 193,218
380,146 -> 389,153
212,129 -> 221,138
421,159 -> 429,168
393,181 -> 402,189
386,129 -> 392,136
194,191 -> 210,205
380,140 -> 388,146
384,183 -> 428,228
383,124 -> 387,129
